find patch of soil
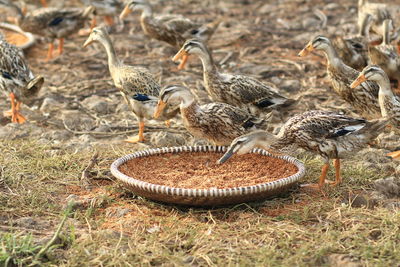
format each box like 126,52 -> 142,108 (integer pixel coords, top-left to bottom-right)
119,152 -> 298,189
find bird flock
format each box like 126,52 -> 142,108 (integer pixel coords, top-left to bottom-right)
1,0 -> 400,190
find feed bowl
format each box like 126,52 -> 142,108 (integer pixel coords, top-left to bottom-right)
110,146 -> 306,206
0,22 -> 35,49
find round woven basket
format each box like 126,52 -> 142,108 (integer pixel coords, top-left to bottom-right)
110,145 -> 306,206
0,22 -> 35,49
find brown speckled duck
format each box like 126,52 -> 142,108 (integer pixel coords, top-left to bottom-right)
119,0 -> 220,49
299,35 -> 381,119
83,27 -> 179,143
351,65 -> 400,159
154,85 -> 268,146
0,0 -> 95,61
0,34 -> 44,123
218,110 -> 389,189
173,39 -> 295,116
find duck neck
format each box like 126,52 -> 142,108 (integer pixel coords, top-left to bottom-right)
358,0 -> 367,7
98,35 -> 121,71
359,15 -> 371,37
197,49 -> 217,73
377,75 -> 394,96
382,21 -> 390,45
140,5 -> 153,19
175,90 -> 196,109
321,45 -> 343,69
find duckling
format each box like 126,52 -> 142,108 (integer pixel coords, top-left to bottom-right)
173,39 -> 294,116
83,27 -> 179,143
333,14 -> 373,71
368,19 -> 400,90
0,34 -> 44,123
119,0 -> 220,49
299,35 -> 381,119
154,85 -> 268,146
358,0 -> 395,40
351,65 -> 400,159
218,110 -> 389,189
0,0 -> 95,61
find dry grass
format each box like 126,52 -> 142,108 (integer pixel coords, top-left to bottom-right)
0,140 -> 399,266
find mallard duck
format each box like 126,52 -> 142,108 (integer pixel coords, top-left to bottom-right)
173,39 -> 294,116
299,35 -> 381,119
0,0 -> 95,61
119,0 -> 220,49
81,0 -> 124,27
368,19 -> 400,90
358,0 -> 395,40
83,26 -> 179,142
333,14 -> 373,71
351,65 -> 400,159
218,110 -> 389,189
154,85 -> 268,146
0,34 -> 44,123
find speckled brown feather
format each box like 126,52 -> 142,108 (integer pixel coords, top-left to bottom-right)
0,35 -> 43,104
181,101 -> 266,145
271,110 -> 388,160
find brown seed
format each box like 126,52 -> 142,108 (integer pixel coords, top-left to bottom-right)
119,152 -> 298,189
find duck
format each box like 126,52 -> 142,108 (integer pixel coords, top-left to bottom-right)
81,0 -> 124,28
358,0 -> 395,40
351,65 -> 400,159
119,0 -> 220,49
299,35 -> 381,119
0,34 -> 44,123
333,14 -> 373,71
218,110 -> 389,189
83,26 -> 179,143
173,39 -> 295,116
154,85 -> 268,146
0,0 -> 95,61
368,19 -> 400,90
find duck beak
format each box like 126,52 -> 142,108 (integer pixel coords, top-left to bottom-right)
153,100 -> 166,118
83,36 -> 94,48
173,48 -> 189,70
298,42 -> 314,57
217,148 -> 235,164
119,5 -> 132,20
350,74 -> 366,89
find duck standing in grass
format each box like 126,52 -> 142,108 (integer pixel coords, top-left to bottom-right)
173,39 -> 294,116
154,85 -> 268,146
218,110 -> 389,189
119,0 -> 220,49
0,34 -> 44,123
83,27 -> 179,143
351,65 -> 400,159
299,35 -> 381,119
0,0 -> 95,61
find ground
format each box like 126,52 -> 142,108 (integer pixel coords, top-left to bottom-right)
1,0 -> 400,266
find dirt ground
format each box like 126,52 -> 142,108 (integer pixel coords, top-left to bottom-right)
1,0 -> 400,266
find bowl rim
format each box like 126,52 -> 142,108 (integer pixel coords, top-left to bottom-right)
0,22 -> 35,49
110,145 -> 306,198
